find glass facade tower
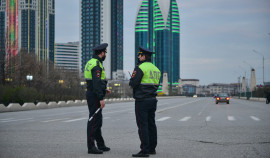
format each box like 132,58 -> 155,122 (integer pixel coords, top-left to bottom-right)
0,0 -> 55,66
80,0 -> 101,74
135,0 -> 180,83
80,0 -> 123,80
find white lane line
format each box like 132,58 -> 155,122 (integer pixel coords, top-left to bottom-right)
41,110 -> 86,117
63,118 -> 87,123
42,118 -> 70,123
205,116 -> 211,122
157,100 -> 202,113
250,116 -> 260,121
103,108 -> 133,115
228,116 -> 235,121
179,116 -> 191,122
0,118 -> 14,121
1,118 -> 33,123
156,117 -> 171,121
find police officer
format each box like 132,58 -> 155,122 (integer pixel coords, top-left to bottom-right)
129,46 -> 161,157
84,43 -> 111,154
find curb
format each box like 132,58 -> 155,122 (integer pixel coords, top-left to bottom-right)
0,98 -> 135,113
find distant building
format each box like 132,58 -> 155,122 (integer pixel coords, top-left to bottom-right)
135,0 -> 180,83
196,85 -> 211,96
80,0 -> 123,80
180,79 -> 199,87
55,42 -> 80,71
179,80 -> 239,96
179,79 -> 199,95
208,83 -> 238,95
0,0 -> 55,81
182,84 -> 196,96
0,0 -> 55,61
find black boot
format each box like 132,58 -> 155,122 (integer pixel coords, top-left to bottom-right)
149,150 -> 156,155
98,146 -> 110,152
88,146 -> 103,154
132,151 -> 149,157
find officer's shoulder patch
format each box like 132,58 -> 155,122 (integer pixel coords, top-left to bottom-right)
132,70 -> 136,78
96,70 -> 101,78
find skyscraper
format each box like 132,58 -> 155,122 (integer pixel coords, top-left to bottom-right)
0,0 -> 6,81
80,0 -> 123,80
0,0 -> 55,76
135,0 -> 180,83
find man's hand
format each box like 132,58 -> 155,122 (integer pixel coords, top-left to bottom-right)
106,89 -> 111,95
100,100 -> 105,109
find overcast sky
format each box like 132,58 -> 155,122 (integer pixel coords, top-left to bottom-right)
55,0 -> 270,85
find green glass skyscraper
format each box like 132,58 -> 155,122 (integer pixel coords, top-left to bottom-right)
135,0 -> 180,83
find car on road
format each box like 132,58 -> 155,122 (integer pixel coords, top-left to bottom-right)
193,95 -> 197,98
216,93 -> 230,104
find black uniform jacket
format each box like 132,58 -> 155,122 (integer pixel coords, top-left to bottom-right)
129,60 -> 159,100
86,54 -> 107,100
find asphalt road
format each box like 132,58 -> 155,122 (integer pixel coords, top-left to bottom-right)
0,97 -> 270,158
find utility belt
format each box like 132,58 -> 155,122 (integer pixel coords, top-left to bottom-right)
85,79 -> 107,94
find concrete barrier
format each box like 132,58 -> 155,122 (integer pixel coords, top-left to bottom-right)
0,104 -> 8,112
36,102 -> 48,109
7,103 -> 22,112
22,103 -> 36,110
0,98 -> 135,113
58,101 -> 66,107
250,97 -> 266,102
82,100 -> 87,104
67,100 -> 75,106
75,100 -> 82,105
48,102 -> 58,108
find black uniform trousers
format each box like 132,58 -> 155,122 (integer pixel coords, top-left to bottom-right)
135,98 -> 157,154
86,90 -> 105,150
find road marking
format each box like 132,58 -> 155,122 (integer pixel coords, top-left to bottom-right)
103,108 -> 133,115
42,118 -> 70,123
0,118 -> 14,121
228,116 -> 235,121
179,116 -> 191,121
157,100 -> 202,113
156,117 -> 171,121
1,118 -> 33,123
205,116 -> 211,122
250,116 -> 260,121
63,118 -> 87,122
41,110 -> 86,117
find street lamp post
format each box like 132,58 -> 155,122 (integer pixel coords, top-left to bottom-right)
26,75 -> 33,87
253,49 -> 264,85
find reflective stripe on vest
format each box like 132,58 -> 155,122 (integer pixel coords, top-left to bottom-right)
139,62 -> 161,85
84,58 -> 106,80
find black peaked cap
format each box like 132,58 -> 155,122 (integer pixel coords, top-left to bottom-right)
92,43 -> 108,52
139,46 -> 154,56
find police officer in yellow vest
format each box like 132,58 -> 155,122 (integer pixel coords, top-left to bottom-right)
84,43 -> 110,154
129,46 -> 161,157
